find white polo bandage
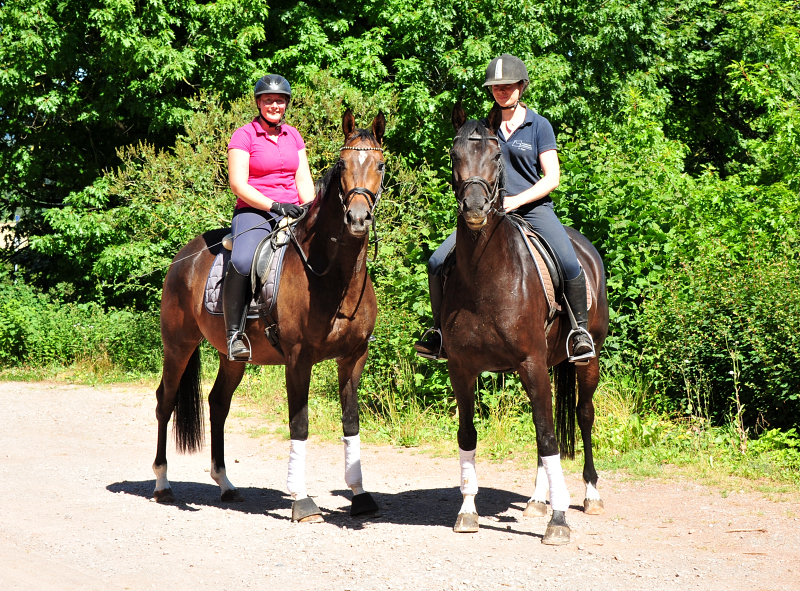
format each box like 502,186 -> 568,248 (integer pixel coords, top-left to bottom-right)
342,434 -> 364,495
459,448 -> 478,496
287,439 -> 307,500
528,464 -> 549,504
541,454 -> 570,512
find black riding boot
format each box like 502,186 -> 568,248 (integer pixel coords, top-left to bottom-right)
563,268 -> 596,363
413,273 -> 447,360
222,261 -> 252,362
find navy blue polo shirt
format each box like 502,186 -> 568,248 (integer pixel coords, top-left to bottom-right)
483,107 -> 558,211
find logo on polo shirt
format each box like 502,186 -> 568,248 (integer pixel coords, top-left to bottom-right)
511,140 -> 532,151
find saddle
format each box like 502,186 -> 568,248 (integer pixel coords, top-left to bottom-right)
203,218 -> 294,353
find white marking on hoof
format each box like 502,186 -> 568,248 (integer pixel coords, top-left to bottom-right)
459,494 -> 477,515
529,465 -> 548,504
153,463 -> 170,492
585,481 -> 601,501
350,485 -> 366,496
210,463 -> 235,495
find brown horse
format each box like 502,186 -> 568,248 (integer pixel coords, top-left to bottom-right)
152,110 -> 385,522
444,104 -> 609,544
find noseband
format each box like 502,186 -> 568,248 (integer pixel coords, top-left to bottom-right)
452,135 -> 506,217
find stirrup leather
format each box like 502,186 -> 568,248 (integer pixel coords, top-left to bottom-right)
227,331 -> 252,362
415,327 -> 445,360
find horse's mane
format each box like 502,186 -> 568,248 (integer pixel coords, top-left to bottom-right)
452,119 -> 507,192
314,129 -> 381,199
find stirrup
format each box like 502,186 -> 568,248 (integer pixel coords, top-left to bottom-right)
566,327 -> 595,365
414,327 -> 446,361
227,331 -> 252,362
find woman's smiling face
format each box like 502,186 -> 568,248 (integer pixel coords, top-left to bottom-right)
491,82 -> 523,107
257,93 -> 287,123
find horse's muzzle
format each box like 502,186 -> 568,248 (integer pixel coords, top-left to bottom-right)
346,209 -> 373,237
463,211 -> 487,230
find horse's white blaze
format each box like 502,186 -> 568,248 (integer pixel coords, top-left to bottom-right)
287,439 -> 307,500
528,464 -> 548,504
210,462 -> 235,493
342,434 -> 364,495
459,448 -> 478,496
541,454 -> 570,512
459,494 -> 477,515
153,463 -> 170,491
585,481 -> 601,501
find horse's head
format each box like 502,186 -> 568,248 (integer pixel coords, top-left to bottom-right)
450,102 -> 504,231
336,109 -> 386,237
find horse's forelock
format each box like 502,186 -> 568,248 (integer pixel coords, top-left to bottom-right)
345,128 -> 381,148
453,119 -> 496,153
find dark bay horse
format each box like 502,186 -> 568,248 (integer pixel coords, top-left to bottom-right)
444,104 -> 609,544
152,110 -> 385,522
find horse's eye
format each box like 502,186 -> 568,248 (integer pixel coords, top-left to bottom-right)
377,162 -> 385,172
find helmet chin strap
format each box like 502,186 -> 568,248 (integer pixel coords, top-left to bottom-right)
498,101 -> 520,111
258,105 -> 283,130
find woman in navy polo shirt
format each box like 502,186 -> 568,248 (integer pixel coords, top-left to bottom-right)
414,53 -> 595,363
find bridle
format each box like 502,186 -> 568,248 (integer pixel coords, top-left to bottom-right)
289,142 -> 385,277
451,134 -> 506,218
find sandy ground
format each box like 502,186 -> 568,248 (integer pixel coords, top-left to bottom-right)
0,381 -> 797,591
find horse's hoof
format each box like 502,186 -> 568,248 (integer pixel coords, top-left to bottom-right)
523,501 -> 548,517
221,488 -> 244,503
542,524 -> 571,545
351,492 -> 380,517
292,497 -> 323,523
453,512 -> 479,533
153,488 -> 175,503
584,498 -> 605,515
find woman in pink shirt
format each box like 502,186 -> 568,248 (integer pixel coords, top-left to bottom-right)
224,74 -> 315,361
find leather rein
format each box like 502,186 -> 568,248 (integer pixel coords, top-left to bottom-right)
289,144 -> 385,277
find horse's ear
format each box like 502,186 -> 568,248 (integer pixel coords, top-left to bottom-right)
372,111 -> 386,145
342,108 -> 356,140
451,102 -> 467,131
487,103 -> 502,135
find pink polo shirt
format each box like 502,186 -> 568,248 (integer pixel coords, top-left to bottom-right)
227,118 -> 306,209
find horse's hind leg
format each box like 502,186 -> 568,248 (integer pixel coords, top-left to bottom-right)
153,341 -> 203,503
208,353 -> 247,502
577,357 -> 605,514
337,346 -> 379,517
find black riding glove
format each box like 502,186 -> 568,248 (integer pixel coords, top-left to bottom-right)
270,201 -> 304,218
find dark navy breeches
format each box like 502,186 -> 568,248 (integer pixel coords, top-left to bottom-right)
427,200 -> 581,280
230,207 -> 280,275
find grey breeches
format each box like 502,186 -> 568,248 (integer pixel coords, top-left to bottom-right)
230,207 -> 280,275
427,200 -> 582,280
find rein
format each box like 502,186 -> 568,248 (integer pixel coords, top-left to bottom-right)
289,144 -> 385,277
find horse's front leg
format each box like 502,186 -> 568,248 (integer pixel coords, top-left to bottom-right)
577,357 -> 605,514
285,353 -> 323,523
518,357 -> 571,545
337,346 -> 380,517
208,353 -> 247,502
449,362 -> 479,533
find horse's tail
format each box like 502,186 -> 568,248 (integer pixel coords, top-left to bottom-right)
174,346 -> 204,453
553,359 -> 577,460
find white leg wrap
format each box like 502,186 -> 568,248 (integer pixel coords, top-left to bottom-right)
528,465 -> 548,504
153,464 -> 170,492
459,448 -> 478,496
459,494 -> 477,515
585,481 -> 601,500
287,439 -> 307,500
541,454 -> 570,512
342,434 -> 364,496
210,462 -> 235,494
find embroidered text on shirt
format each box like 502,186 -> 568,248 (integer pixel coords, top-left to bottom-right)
511,140 -> 533,151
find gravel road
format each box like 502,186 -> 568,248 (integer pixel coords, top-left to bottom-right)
1,381 -> 797,590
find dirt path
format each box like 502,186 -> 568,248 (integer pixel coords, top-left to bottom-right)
0,381 -> 797,590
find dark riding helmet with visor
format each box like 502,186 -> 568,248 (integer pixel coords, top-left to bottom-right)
483,54 -> 529,102
254,74 -> 291,128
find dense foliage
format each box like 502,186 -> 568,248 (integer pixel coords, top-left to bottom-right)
2,0 -> 799,429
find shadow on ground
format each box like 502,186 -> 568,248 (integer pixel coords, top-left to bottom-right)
107,480 -> 546,536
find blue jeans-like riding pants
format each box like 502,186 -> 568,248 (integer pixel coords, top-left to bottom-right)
230,207 -> 280,275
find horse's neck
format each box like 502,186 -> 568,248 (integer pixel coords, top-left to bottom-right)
455,215 -> 513,269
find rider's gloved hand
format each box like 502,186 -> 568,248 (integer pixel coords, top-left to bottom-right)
270,201 -> 304,218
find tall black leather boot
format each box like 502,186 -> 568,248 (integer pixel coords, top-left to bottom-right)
222,261 -> 252,362
563,268 -> 595,363
413,273 -> 447,360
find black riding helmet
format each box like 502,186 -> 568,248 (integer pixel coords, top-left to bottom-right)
483,53 -> 529,94
254,74 -> 291,128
